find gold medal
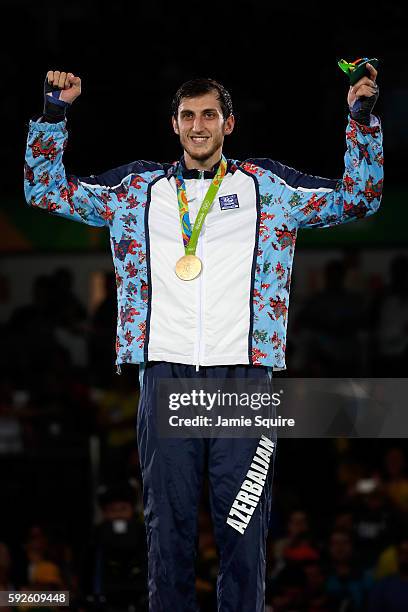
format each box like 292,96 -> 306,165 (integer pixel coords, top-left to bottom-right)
175,254 -> 202,281
175,156 -> 227,281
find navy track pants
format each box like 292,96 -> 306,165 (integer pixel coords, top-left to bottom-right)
137,361 -> 277,612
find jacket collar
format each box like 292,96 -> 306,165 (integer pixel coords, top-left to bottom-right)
166,155 -> 234,180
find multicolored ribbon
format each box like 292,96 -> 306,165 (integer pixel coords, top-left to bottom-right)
175,156 -> 227,255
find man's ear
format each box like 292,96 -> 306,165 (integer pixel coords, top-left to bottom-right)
172,116 -> 179,135
224,114 -> 235,136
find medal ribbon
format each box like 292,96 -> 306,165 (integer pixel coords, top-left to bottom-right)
176,155 -> 227,255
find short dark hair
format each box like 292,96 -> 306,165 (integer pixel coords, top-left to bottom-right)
171,78 -> 233,120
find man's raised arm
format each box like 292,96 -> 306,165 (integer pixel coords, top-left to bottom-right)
283,62 -> 383,229
24,70 -> 121,227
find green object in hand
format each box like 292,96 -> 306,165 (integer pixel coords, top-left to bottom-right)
338,57 -> 379,85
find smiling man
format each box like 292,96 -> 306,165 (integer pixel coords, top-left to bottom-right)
172,87 -> 235,169
24,69 -> 383,612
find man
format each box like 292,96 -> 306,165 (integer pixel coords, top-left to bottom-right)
24,67 -> 383,611
79,481 -> 148,610
368,536 -> 408,612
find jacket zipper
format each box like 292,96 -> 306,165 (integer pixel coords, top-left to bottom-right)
195,171 -> 205,372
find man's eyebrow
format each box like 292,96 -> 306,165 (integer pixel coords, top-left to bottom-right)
180,108 -> 220,114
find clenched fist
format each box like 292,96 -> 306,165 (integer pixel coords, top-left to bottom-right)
347,62 -> 379,126
45,70 -> 81,104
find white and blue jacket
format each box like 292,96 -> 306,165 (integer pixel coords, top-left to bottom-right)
24,115 -> 383,372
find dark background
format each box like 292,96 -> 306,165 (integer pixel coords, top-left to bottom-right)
1,1 -> 408,610
3,0 -> 407,191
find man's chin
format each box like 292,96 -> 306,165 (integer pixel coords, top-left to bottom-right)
184,147 -> 213,162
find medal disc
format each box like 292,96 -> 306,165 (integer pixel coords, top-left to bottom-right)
175,255 -> 202,281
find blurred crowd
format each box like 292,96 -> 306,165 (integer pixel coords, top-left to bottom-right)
0,250 -> 407,611
287,251 -> 408,378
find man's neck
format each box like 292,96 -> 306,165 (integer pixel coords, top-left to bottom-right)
183,148 -> 223,171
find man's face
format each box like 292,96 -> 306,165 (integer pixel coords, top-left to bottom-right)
329,532 -> 352,562
172,91 -> 234,163
103,501 -> 133,521
288,511 -> 308,537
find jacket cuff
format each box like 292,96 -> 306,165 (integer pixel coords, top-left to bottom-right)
349,114 -> 381,135
29,117 -> 67,134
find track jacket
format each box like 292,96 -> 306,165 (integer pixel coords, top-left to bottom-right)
24,115 -> 383,372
